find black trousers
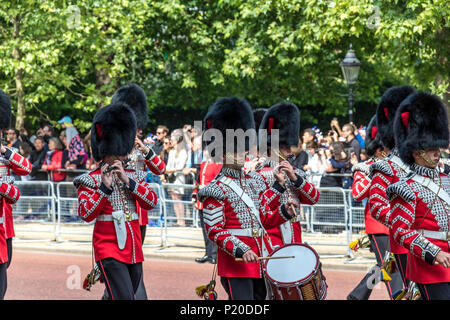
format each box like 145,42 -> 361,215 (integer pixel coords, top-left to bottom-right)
97,258 -> 143,300
6,238 -> 12,269
220,277 -> 266,300
135,226 -> 148,300
347,234 -> 404,300
101,227 -> 148,301
394,253 -> 409,288
0,262 -> 6,300
199,210 -> 217,258
417,282 -> 450,300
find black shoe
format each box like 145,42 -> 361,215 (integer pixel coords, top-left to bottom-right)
195,255 -> 215,264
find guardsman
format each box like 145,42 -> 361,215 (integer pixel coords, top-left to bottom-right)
347,115 -> 403,300
0,91 -> 32,270
256,102 -> 319,247
74,102 -> 158,300
110,84 -> 166,299
368,85 -> 416,289
111,84 -> 166,241
0,90 -> 21,299
198,97 -> 298,300
386,92 -> 450,299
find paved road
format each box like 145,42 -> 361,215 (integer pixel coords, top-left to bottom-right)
5,251 -> 389,300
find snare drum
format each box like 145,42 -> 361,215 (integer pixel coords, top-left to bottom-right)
263,243 -> 327,300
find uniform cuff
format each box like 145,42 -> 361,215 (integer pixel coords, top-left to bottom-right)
145,147 -> 155,160
292,174 -> 304,188
2,148 -> 12,159
99,183 -> 113,195
126,178 -> 137,192
272,181 -> 286,194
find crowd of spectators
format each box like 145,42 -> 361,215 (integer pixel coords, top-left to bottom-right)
3,116 -> 89,183
2,117 -> 372,189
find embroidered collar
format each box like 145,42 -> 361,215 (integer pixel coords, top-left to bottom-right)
411,163 -> 440,180
221,166 -> 244,178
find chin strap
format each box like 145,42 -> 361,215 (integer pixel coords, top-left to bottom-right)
418,150 -> 439,167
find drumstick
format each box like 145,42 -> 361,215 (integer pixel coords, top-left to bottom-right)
235,255 -> 295,262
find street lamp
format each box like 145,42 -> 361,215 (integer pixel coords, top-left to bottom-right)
340,44 -> 361,123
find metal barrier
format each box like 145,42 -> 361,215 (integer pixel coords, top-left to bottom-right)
9,173 -> 374,259
156,183 -> 204,252
301,187 -> 353,258
12,180 -> 57,241
55,181 -> 93,242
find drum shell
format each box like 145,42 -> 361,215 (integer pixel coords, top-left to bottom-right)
263,244 -> 327,300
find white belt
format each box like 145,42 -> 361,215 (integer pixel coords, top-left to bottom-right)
228,228 -> 262,237
418,229 -> 450,241
96,212 -> 139,222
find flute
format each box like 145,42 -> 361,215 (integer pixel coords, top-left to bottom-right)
103,158 -> 131,173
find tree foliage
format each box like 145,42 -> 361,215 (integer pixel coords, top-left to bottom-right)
0,0 -> 448,134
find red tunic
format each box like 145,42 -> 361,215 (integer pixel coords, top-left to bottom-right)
0,148 -> 32,239
256,159 -> 319,246
387,164 -> 450,284
198,167 -> 293,278
369,150 -> 409,254
74,168 -> 157,264
128,147 -> 166,226
352,159 -> 389,235
0,178 -> 20,263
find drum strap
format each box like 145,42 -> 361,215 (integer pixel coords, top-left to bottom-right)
220,176 -> 271,257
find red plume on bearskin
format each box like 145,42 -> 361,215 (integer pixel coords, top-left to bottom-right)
202,97 -> 256,156
394,91 -> 449,165
364,115 -> 383,158
90,102 -> 137,161
376,85 -> 416,150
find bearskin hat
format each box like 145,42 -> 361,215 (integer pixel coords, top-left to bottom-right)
0,90 -> 11,130
90,102 -> 137,162
203,97 -> 256,157
394,91 -> 449,165
253,108 -> 267,131
258,102 -> 300,147
376,85 -> 416,150
365,115 -> 383,157
111,83 -> 148,131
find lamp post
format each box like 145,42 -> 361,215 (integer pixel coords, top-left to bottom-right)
340,44 -> 361,123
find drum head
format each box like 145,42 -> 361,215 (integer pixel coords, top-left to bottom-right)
265,244 -> 319,285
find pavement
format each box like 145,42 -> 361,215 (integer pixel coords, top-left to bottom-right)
11,222 -> 377,271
